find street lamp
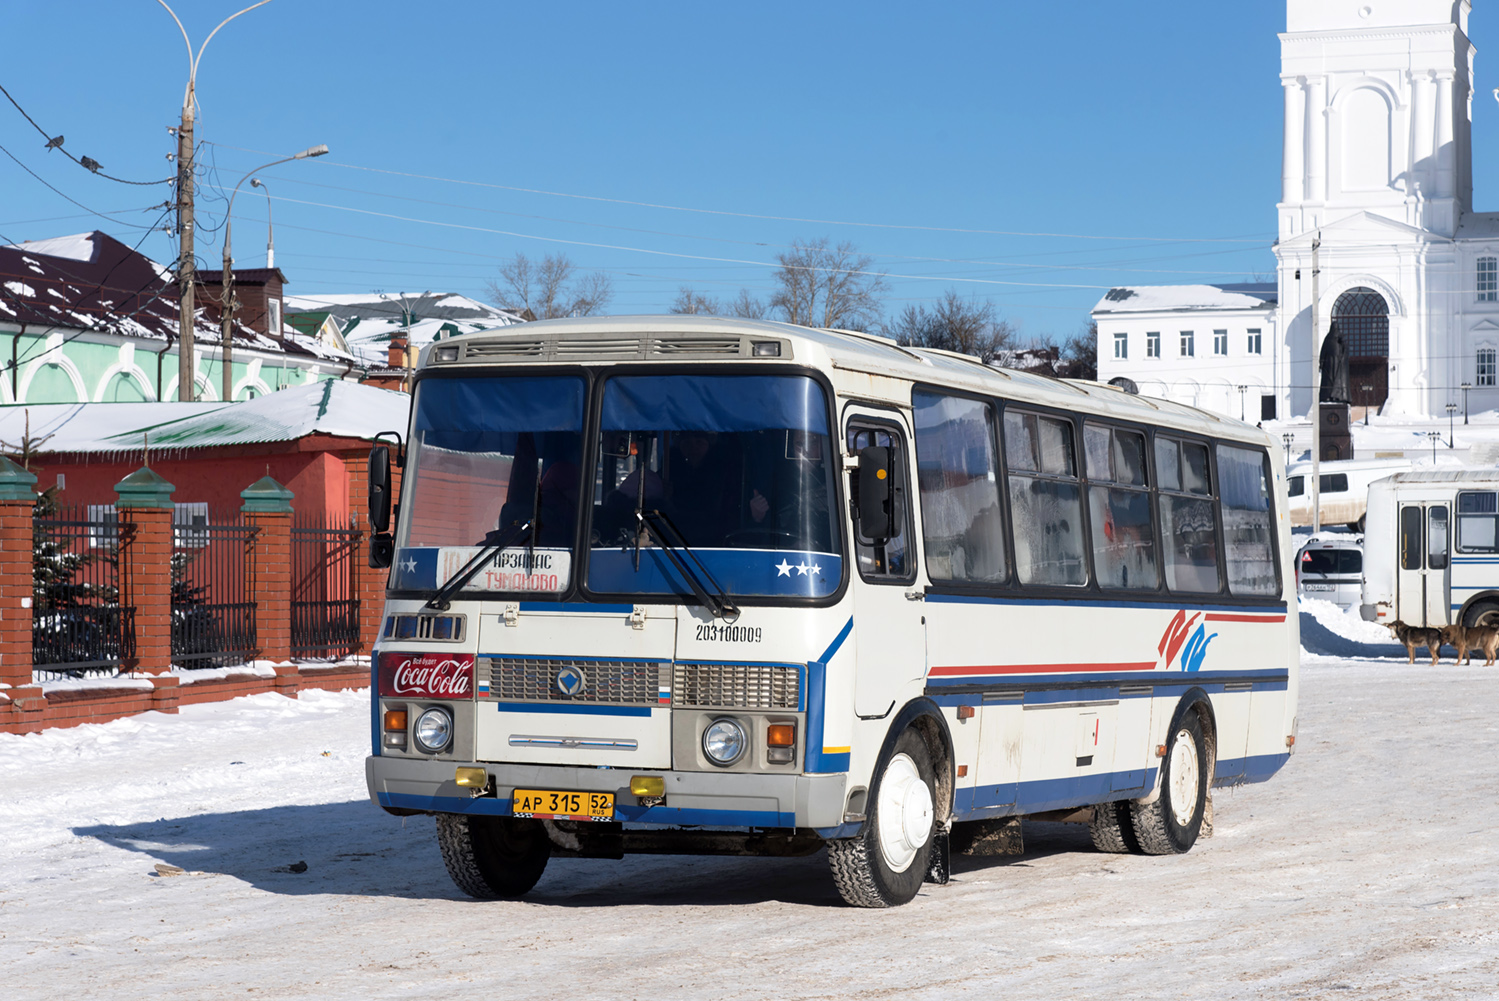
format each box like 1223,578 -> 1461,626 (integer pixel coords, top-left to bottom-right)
1360,385 -> 1374,425
1428,430 -> 1443,462
249,178 -> 275,267
220,145 -> 328,402
1281,431 -> 1296,459
157,0 -> 275,401
1447,402 -> 1458,448
1462,381 -> 1472,424
1236,384 -> 1247,422
379,291 -> 430,393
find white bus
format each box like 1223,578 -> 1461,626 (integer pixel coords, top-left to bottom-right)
1362,469 -> 1499,629
364,315 -> 1299,907
1285,457 -> 1409,531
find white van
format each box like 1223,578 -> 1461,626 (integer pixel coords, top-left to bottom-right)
1362,468 -> 1499,627
1286,457 -> 1410,530
1296,534 -> 1364,609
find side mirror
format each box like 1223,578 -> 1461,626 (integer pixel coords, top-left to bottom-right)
857,445 -> 894,542
369,533 -> 394,569
369,445 -> 392,533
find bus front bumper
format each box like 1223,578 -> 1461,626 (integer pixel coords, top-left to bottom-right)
366,755 -> 849,832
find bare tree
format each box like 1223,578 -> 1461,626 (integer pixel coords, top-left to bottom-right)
887,289 -> 1016,364
1057,320 -> 1098,380
768,238 -> 887,331
728,289 -> 767,320
671,288 -> 720,315
486,252 -> 613,320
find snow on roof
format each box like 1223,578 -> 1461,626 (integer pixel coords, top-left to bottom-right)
1091,283 -> 1278,314
0,381 -> 409,456
1380,468 -> 1499,484
4,232 -> 102,263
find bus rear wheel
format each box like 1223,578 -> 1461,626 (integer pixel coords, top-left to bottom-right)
1463,600 -> 1499,628
1129,712 -> 1209,855
1089,800 -> 1140,854
827,729 -> 937,907
436,814 -> 550,898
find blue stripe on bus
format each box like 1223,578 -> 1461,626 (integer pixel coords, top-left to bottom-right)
804,617 -> 854,775
491,701 -> 653,717
925,593 -> 1287,614
926,680 -> 1288,708
377,791 -> 794,828
517,602 -> 636,613
371,657 -> 381,757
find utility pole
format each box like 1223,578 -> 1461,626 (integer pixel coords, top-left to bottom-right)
176,99 -> 195,401
1309,233 -> 1322,534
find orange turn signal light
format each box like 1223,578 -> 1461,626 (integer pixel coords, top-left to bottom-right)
767,724 -> 796,747
1155,744 -> 1168,758
956,705 -> 975,720
384,709 -> 408,732
1286,734 -> 1296,748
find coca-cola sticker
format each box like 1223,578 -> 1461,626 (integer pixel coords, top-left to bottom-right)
379,652 -> 475,699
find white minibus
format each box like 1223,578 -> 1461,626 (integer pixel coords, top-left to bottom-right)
1285,457 -> 1409,530
1362,469 -> 1499,628
363,316 -> 1300,907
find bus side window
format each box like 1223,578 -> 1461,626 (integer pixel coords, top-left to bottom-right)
847,424 -> 914,582
1428,507 -> 1450,571
1003,410 -> 1087,586
1084,423 -> 1157,590
1216,443 -> 1279,596
1399,507 -> 1423,570
1156,436 -> 1222,593
1457,491 -> 1498,553
912,391 -> 1006,584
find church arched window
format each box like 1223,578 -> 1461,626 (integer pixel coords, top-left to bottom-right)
1332,287 -> 1389,408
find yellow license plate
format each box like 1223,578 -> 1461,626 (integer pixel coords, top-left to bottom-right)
511,788 -> 615,822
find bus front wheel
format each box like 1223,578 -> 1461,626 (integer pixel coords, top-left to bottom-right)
1129,712 -> 1209,855
827,729 -> 937,907
436,814 -> 550,898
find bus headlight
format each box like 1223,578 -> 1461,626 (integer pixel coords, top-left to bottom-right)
702,718 -> 747,766
413,707 -> 454,753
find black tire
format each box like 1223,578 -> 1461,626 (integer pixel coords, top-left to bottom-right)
1463,600 -> 1499,629
1089,800 -> 1141,854
1129,711 -> 1210,855
1347,516 -> 1366,533
827,729 -> 937,907
436,814 -> 550,899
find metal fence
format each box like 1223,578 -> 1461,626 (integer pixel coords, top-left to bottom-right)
173,513 -> 258,668
32,504 -> 136,682
291,515 -> 363,659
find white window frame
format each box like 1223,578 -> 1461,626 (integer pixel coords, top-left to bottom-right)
1247,328 -> 1262,355
1479,257 -> 1497,303
1212,329 -> 1228,356
1146,331 -> 1160,358
1113,332 -> 1127,359
1478,345 -> 1497,387
1180,331 -> 1195,358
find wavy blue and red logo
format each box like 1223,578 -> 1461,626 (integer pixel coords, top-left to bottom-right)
1157,609 -> 1217,672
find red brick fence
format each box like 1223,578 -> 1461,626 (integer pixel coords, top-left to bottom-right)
0,457 -> 384,735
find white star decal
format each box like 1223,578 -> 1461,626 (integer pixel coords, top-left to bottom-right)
795,561 -> 810,576
809,563 -> 822,575
775,559 -> 793,577
401,558 -> 418,574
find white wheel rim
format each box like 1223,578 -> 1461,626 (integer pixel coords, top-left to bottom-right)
1167,728 -> 1200,828
875,752 -> 933,874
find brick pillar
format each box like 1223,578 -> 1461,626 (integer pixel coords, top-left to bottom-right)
242,475 -> 294,664
0,458 -> 39,718
115,467 -> 176,694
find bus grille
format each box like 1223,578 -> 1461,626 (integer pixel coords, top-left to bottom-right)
484,657 -> 664,705
673,662 -> 801,710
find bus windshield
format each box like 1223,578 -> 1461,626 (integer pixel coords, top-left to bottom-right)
587,373 -> 841,599
391,375 -> 586,594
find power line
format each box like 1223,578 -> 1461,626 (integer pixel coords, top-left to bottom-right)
0,140 -> 164,230
203,140 -> 1273,246
0,80 -> 172,187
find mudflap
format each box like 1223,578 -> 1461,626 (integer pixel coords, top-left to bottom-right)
924,827 -> 950,885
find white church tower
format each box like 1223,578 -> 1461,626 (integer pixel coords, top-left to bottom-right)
1276,0 -> 1479,418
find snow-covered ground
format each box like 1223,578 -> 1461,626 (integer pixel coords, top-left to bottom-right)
3,614 -> 1498,1000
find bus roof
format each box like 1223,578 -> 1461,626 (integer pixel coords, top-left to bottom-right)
1374,468 -> 1499,485
431,314 -> 1274,449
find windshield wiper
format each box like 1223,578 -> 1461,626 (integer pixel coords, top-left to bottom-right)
635,509 -> 740,620
425,520 -> 532,611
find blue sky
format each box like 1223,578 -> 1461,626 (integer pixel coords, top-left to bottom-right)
4,2 -> 1499,341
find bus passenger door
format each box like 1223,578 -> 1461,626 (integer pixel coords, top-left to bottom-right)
1396,503 -> 1451,626
845,414 -> 926,718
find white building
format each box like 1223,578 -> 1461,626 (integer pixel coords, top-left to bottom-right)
1097,0 -> 1499,421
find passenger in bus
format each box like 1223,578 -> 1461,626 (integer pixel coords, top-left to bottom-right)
533,460 -> 580,546
666,430 -> 741,545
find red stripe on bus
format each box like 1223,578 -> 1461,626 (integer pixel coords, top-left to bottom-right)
1204,613 -> 1286,623
929,661 -> 1156,677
